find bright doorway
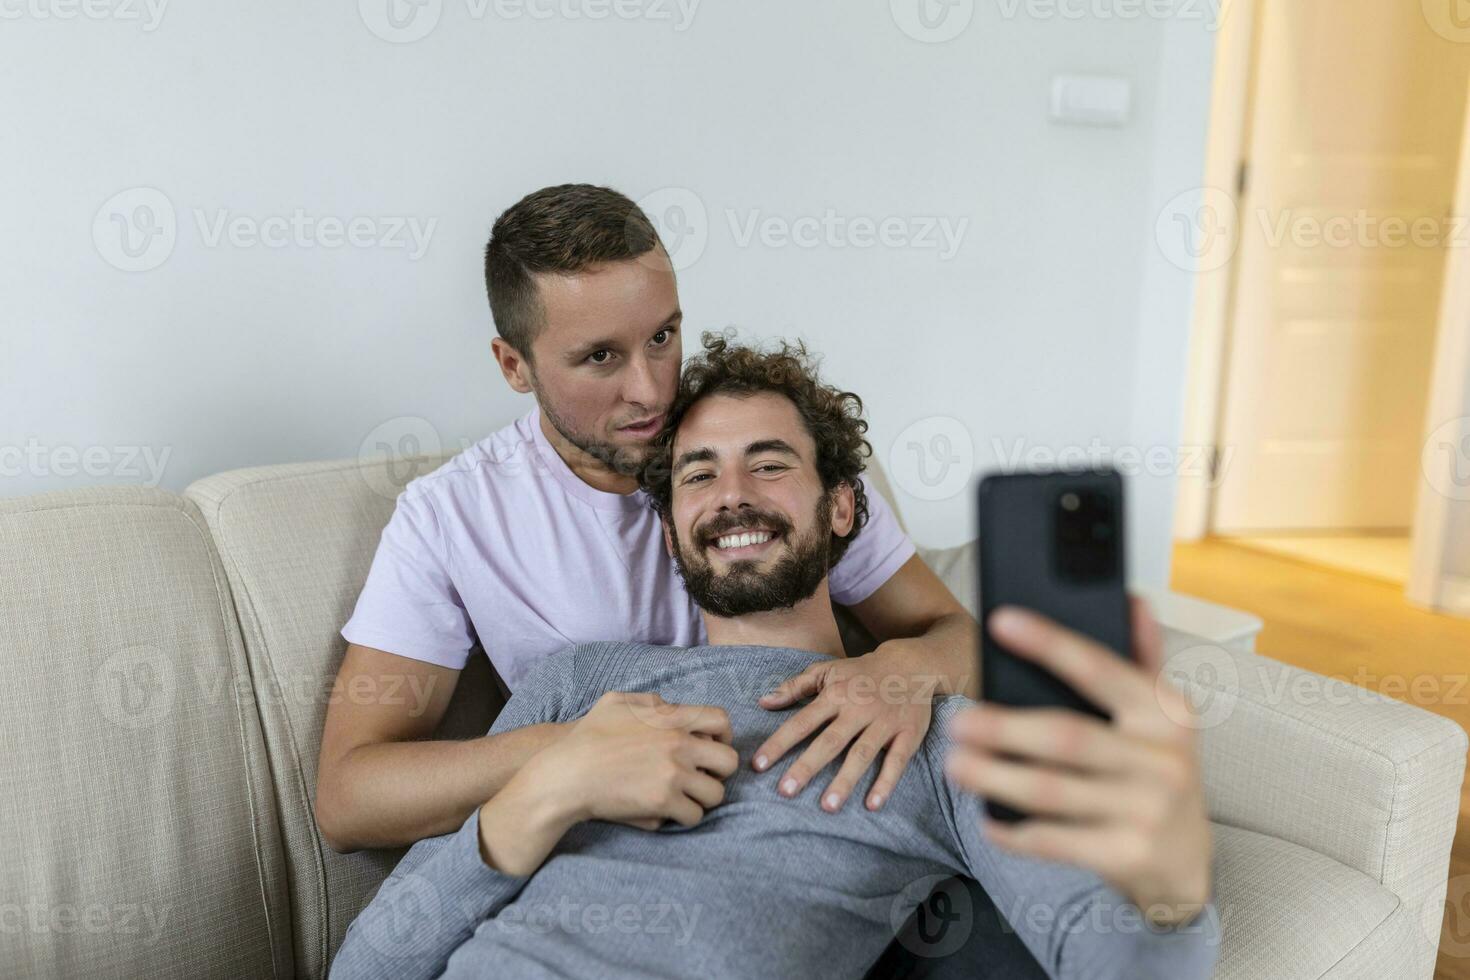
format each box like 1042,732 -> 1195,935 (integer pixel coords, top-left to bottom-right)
1176,0 -> 1470,608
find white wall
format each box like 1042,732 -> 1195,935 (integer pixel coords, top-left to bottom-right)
1,0 -> 1217,588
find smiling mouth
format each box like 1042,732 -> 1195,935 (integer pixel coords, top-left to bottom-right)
706,528 -> 781,558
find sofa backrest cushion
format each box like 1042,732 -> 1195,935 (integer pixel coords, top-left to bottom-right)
184,453 -> 502,980
0,487 -> 292,978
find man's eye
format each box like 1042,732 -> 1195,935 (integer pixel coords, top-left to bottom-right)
685,472 -> 712,484
755,464 -> 787,473
587,350 -> 612,365
651,327 -> 674,346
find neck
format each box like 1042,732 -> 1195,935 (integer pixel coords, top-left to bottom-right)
538,411 -> 638,495
700,580 -> 847,659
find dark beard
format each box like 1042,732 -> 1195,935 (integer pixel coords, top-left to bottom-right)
671,495 -> 833,618
536,384 -> 651,478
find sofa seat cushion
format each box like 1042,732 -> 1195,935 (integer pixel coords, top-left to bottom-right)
1210,822 -> 1404,979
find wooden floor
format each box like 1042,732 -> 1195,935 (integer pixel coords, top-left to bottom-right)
1228,532 -> 1412,585
1171,538 -> 1470,980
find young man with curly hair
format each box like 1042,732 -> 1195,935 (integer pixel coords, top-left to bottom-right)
331,336 -> 1218,980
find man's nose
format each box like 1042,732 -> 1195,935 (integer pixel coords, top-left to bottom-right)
621,353 -> 661,409
713,467 -> 757,512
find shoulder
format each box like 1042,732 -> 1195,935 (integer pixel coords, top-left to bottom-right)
564,640 -> 686,691
513,640 -> 675,706
898,694 -> 974,807
559,639 -> 671,671
394,413 -> 541,510
829,471 -> 917,604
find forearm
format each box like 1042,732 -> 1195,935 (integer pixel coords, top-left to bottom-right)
932,701 -> 1220,979
1014,883 -> 1220,980
947,782 -> 1219,978
900,610 -> 980,699
330,808 -> 531,980
476,758 -> 580,876
319,721 -> 567,851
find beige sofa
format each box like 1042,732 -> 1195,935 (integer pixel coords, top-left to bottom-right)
1,450 -> 1464,979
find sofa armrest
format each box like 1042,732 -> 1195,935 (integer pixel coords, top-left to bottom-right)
1163,636 -> 1466,958
917,541 -> 1265,652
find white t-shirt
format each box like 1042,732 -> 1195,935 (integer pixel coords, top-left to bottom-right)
341,407 -> 916,690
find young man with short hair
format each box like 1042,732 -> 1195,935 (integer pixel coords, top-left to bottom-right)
330,335 -> 1217,980
315,184 -> 979,853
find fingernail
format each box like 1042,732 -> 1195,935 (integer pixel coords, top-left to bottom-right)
780,777 -> 798,796
823,793 -> 841,811
990,607 -> 1024,632
868,793 -> 884,810
754,754 -> 768,771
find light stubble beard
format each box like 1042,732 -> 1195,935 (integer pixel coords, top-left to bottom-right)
536,382 -> 656,478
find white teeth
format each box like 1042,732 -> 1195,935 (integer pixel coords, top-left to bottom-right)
714,531 -> 773,550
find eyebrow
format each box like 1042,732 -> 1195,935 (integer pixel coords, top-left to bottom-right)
672,438 -> 803,475
564,309 -> 683,363
745,439 -> 801,459
672,447 -> 716,473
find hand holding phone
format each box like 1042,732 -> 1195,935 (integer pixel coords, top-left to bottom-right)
942,467 -> 1214,922
975,469 -> 1132,821
946,598 -> 1215,923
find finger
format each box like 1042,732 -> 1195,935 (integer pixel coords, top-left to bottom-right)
681,705 -> 734,744
946,704 -> 1133,775
621,694 -> 721,735
866,729 -> 921,810
621,816 -> 662,831
752,697 -> 839,772
681,771 -> 727,811
759,662 -> 828,709
685,737 -> 741,779
1129,595 -> 1165,676
987,607 -> 1150,715
667,796 -> 706,828
945,747 -> 1120,820
818,726 -> 894,812
777,717 -> 865,798
951,702 -> 1187,782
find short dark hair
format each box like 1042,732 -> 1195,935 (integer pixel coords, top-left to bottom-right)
640,332 -> 873,568
484,184 -> 663,361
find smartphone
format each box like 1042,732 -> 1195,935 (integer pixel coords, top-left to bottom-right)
976,468 -> 1132,822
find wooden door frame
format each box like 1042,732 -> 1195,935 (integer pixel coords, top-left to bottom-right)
1173,0 -> 1259,541
1408,74 -> 1470,615
1176,2 -> 1470,616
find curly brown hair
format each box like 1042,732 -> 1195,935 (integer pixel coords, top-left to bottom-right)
640,331 -> 873,568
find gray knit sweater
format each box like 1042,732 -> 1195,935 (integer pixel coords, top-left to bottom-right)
331,642 -> 1220,979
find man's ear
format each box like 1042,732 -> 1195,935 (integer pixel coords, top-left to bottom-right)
490,337 -> 535,395
829,481 -> 857,539
662,516 -> 675,558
